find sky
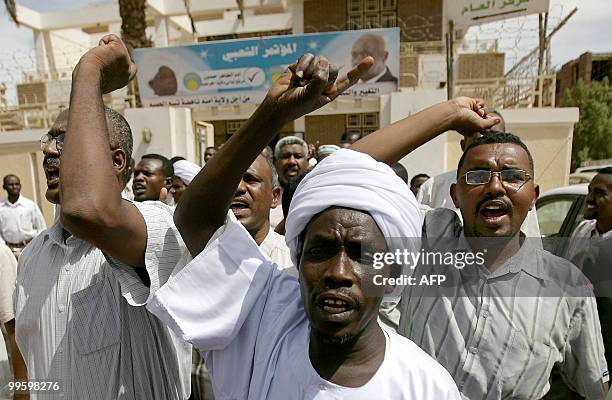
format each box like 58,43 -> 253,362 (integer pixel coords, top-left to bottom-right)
1,0 -> 611,102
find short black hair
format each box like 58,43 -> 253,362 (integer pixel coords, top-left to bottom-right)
391,162 -> 408,184
104,107 -> 133,183
410,173 -> 430,187
170,156 -> 186,164
141,154 -> 174,178
598,167 -> 612,175
457,132 -> 534,178
3,174 -> 19,184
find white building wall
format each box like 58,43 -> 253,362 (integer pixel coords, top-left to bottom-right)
125,107 -> 196,163
385,89 -> 449,178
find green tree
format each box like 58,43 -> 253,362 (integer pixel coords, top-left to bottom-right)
560,77 -> 612,171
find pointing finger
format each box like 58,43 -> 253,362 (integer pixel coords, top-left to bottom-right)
329,56 -> 374,99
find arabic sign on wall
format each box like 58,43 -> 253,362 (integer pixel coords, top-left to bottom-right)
134,28 -> 400,108
447,0 -> 550,28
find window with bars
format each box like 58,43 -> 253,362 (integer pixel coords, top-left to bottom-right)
347,0 -> 397,30
346,112 -> 379,136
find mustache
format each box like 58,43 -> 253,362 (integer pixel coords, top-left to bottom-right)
475,194 -> 513,215
43,156 -> 60,169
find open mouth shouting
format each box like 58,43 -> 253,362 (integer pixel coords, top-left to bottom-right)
43,158 -> 60,189
230,198 -> 250,217
478,199 -> 511,227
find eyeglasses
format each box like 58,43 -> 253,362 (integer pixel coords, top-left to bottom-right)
462,169 -> 531,191
40,133 -> 65,152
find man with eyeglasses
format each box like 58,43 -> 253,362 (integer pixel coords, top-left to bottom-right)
398,132 -> 609,399
417,111 -> 541,238
13,36 -> 191,399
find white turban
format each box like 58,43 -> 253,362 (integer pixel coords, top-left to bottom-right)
316,144 -> 341,158
284,149 -> 422,269
173,160 -> 201,185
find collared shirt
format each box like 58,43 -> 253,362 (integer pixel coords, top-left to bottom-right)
269,205 -> 284,229
398,208 -> 608,400
15,201 -> 192,400
567,219 -> 612,265
0,241 -> 17,323
148,212 -> 460,400
259,226 -> 296,276
0,195 -> 46,243
417,169 -> 542,238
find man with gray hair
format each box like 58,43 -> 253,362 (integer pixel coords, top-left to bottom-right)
274,136 -> 310,187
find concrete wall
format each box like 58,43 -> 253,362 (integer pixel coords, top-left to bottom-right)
0,130 -> 55,225
385,89 -> 448,178
125,107 -> 196,163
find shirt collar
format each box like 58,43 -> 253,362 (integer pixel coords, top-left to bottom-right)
1,196 -> 23,207
360,67 -> 388,84
259,226 -> 278,254
43,219 -> 84,248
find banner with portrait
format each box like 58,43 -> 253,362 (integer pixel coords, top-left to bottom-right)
133,28 -> 400,107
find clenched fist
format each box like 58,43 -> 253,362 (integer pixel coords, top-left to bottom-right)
75,34 -> 137,94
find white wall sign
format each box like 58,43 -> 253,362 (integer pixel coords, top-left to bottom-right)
447,0 -> 550,28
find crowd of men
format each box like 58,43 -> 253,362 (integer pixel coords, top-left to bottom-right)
0,34 -> 611,400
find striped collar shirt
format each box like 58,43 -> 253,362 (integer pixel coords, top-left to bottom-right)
567,219 -> 612,267
0,195 -> 46,244
15,201 -> 192,400
398,208 -> 608,400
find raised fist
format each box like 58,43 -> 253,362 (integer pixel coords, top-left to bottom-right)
77,34 -> 137,94
449,97 -> 500,137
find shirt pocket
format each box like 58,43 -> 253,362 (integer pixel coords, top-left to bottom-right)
71,278 -> 121,354
19,212 -> 33,231
501,328 -> 555,399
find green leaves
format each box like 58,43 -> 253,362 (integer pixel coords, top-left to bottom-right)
560,77 -> 612,171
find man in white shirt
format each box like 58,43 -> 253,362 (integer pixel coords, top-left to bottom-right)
14,36 -> 191,399
0,174 -> 46,258
191,152 -> 293,400
147,53 -> 500,399
567,167 -> 612,263
566,167 -> 612,379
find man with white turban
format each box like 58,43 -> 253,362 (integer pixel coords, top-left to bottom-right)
171,159 -> 201,204
147,53 -> 498,399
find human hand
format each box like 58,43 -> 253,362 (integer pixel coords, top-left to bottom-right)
265,53 -> 374,122
76,34 -> 137,94
448,97 -> 500,137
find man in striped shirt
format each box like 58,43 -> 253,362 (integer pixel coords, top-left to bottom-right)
398,133 -> 609,399
14,35 -> 191,399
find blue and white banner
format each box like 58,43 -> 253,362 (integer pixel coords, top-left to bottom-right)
134,28 -> 400,107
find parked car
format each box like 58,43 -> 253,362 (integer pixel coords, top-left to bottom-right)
536,184 -> 588,256
568,163 -> 612,185
568,172 -> 596,185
